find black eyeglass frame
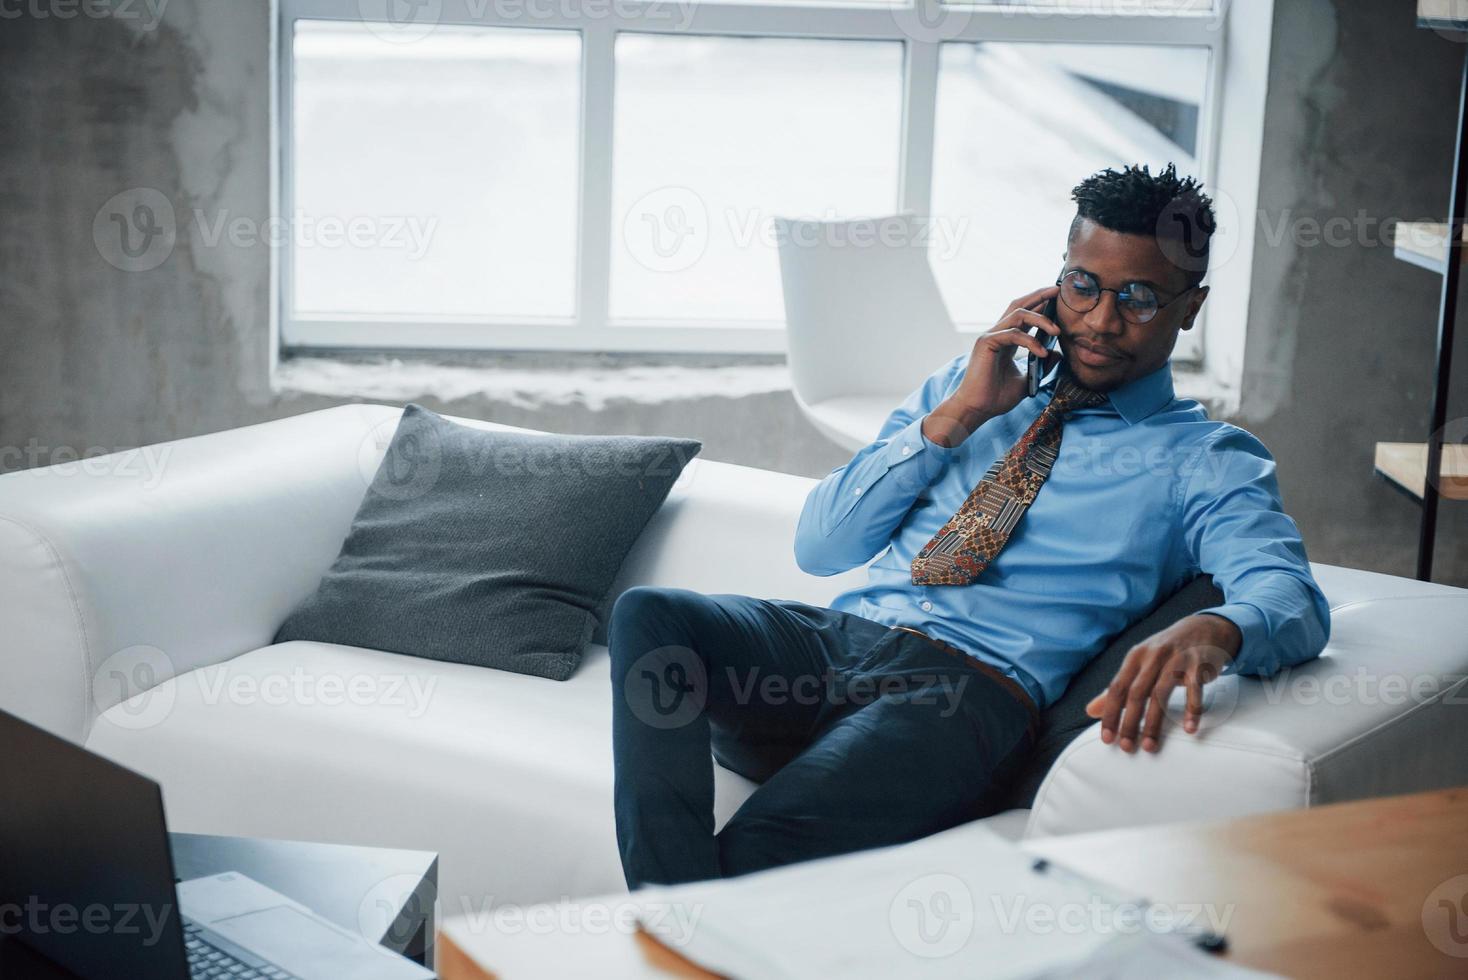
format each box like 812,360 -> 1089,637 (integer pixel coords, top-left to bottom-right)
1054,270 -> 1197,325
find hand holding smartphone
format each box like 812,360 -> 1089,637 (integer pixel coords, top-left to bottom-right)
928,284 -> 1063,449
1025,296 -> 1060,397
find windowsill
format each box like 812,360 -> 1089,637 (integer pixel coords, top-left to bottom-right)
274,350 -> 1234,418
272,349 -> 792,410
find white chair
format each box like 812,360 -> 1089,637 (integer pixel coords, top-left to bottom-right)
776,214 -> 968,452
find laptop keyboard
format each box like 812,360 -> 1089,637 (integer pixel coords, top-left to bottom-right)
184,920 -> 300,980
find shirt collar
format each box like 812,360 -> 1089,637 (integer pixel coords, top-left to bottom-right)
1040,354 -> 1177,426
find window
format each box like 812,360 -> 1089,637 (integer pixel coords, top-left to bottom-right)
277,0 -> 1268,368
929,40 -> 1212,359
291,21 -> 581,321
609,34 -> 903,325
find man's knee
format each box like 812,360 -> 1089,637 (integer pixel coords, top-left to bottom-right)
612,586 -> 690,635
608,587 -> 713,664
611,585 -> 679,626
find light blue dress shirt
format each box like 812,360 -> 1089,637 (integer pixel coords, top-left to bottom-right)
794,354 -> 1331,709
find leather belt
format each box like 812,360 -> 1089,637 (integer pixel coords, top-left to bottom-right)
890,626 -> 1040,730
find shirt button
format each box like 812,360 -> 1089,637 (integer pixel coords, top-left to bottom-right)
920,600 -> 933,613
900,446 -> 912,456
853,487 -> 863,496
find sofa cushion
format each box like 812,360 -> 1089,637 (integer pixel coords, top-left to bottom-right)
86,641 -> 663,909
84,640 -> 1033,911
275,405 -> 701,680
998,575 -> 1224,810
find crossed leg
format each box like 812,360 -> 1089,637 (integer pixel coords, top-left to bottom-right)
608,586 -> 1033,888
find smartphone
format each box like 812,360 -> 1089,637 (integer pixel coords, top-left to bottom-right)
1026,296 -> 1060,397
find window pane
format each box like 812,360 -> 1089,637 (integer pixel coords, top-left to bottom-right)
959,0 -> 1212,9
610,34 -> 903,324
929,41 -> 1210,336
693,0 -> 895,5
292,21 -> 580,319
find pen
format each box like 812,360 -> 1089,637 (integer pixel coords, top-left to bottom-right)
1029,857 -> 1228,955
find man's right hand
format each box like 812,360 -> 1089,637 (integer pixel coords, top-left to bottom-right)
921,285 -> 1062,449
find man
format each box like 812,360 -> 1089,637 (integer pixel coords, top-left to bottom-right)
609,163 -> 1330,889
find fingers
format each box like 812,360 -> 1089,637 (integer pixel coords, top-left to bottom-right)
1012,307 -> 1063,337
1140,657 -> 1186,753
987,305 -> 1061,341
1184,660 -> 1206,735
979,327 -> 1050,361
1115,647 -> 1168,753
1097,627 -> 1228,755
1097,652 -> 1140,746
1115,651 -> 1162,751
1002,285 -> 1060,320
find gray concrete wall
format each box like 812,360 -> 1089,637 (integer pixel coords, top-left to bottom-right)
0,0 -> 1463,583
1239,0 -> 1468,585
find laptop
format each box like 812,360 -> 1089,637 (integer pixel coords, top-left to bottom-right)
0,707 -> 435,980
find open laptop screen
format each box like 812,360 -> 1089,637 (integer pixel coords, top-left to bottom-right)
0,708 -> 190,979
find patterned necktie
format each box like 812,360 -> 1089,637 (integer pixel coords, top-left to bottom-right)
911,370 -> 1107,586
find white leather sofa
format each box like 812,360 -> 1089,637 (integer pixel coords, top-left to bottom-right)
2,404 -> 1466,916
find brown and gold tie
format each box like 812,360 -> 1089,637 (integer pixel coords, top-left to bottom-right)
911,371 -> 1107,586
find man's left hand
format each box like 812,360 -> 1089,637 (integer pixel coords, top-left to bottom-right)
1085,614 -> 1241,753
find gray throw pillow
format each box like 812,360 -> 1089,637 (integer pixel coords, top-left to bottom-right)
275,405 -> 701,681
995,575 -> 1225,810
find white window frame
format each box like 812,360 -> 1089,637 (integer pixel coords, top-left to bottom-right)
274,0 -> 1270,370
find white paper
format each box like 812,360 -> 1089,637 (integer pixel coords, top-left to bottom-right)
634,822 -> 1280,980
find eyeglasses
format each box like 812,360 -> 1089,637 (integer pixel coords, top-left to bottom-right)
1056,270 -> 1194,325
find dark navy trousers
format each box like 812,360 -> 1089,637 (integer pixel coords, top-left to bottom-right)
609,586 -> 1038,888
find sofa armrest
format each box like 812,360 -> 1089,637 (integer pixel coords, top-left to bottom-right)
0,404 -> 404,741
1024,589 -> 1468,838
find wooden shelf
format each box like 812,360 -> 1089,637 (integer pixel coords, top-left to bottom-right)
1374,441 -> 1468,501
1393,221 -> 1468,274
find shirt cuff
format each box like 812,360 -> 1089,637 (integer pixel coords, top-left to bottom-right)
1198,603 -> 1269,675
882,415 -> 955,468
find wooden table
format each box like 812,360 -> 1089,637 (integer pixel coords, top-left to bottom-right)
438,788 -> 1468,979
1028,788 -> 1468,978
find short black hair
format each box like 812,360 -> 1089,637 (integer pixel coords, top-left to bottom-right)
1069,163 -> 1216,287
